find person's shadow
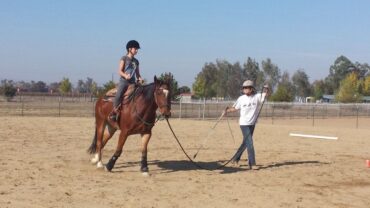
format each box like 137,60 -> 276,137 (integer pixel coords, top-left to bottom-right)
113,160 -> 329,174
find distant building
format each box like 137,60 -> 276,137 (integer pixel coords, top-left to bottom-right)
322,94 -> 370,103
179,93 -> 192,103
363,96 -> 370,103
322,94 -> 335,103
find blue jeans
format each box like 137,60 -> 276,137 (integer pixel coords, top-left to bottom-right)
113,78 -> 129,108
233,125 -> 256,166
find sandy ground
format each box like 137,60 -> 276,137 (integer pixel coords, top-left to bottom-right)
0,117 -> 369,208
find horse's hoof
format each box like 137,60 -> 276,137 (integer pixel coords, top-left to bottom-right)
140,166 -> 149,172
96,161 -> 104,169
90,154 -> 99,164
104,166 -> 112,172
105,164 -> 114,172
142,172 -> 150,177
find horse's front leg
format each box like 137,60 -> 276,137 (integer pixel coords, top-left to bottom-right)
140,133 -> 152,173
105,131 -> 128,172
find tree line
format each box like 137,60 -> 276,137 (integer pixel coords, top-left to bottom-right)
1,55 -> 369,102
0,73 -> 190,100
192,55 -> 370,102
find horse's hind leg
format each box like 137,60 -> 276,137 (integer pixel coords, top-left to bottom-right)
140,133 -> 152,173
91,123 -> 117,165
90,120 -> 106,168
105,132 -> 128,172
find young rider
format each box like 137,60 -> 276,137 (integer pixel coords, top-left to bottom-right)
109,40 -> 144,123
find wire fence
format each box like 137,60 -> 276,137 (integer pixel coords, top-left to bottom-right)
1,95 -> 370,128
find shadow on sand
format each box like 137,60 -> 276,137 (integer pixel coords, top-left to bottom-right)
112,159 -> 329,174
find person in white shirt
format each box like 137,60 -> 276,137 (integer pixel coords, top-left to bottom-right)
223,80 -> 270,170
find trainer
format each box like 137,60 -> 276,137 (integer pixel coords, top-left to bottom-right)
223,80 -> 270,170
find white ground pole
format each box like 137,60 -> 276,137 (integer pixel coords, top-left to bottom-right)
289,133 -> 338,140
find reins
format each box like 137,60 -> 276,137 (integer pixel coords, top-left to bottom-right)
132,83 -> 165,126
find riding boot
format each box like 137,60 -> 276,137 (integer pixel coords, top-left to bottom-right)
108,108 -> 120,129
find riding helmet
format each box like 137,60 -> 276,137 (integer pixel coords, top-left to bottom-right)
126,40 -> 140,50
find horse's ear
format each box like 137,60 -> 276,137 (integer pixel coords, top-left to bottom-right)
154,76 -> 158,83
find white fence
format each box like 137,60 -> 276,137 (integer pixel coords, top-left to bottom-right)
1,95 -> 370,121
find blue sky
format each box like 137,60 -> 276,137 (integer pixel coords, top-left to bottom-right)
1,0 -> 370,87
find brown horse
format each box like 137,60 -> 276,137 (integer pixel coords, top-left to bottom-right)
88,76 -> 171,173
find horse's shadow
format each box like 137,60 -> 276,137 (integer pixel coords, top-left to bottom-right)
113,160 -> 329,174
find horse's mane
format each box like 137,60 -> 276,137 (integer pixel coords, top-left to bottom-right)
141,83 -> 155,102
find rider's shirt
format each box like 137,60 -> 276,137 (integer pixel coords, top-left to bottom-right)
121,55 -> 139,84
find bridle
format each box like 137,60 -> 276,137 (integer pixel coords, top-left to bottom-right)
133,83 -> 170,126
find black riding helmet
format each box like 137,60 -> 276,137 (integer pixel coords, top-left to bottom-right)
126,40 -> 140,51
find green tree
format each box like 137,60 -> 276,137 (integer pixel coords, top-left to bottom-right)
215,60 -> 232,98
192,74 -> 206,98
362,75 -> 370,96
178,86 -> 191,94
270,84 -> 294,102
292,69 -> 311,98
59,77 -> 72,95
159,72 -> 178,100
48,82 -> 60,93
335,72 -> 362,103
31,81 -> 48,92
193,63 -> 218,98
327,55 -> 354,92
227,62 -> 243,98
261,58 -> 281,90
270,71 -> 294,102
77,77 -> 97,94
243,57 -> 264,86
0,80 -> 17,101
312,80 -> 325,100
77,79 -> 86,93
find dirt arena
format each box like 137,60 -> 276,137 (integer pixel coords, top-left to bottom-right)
0,116 -> 369,208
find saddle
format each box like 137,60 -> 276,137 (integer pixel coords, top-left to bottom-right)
105,84 -> 140,129
103,84 -> 137,102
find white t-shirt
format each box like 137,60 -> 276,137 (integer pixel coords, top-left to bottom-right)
233,93 -> 266,125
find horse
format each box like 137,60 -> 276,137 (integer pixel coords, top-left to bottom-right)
88,76 -> 171,173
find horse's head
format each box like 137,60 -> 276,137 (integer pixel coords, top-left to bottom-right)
154,76 -> 171,118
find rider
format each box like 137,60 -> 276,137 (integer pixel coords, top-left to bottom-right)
109,40 -> 144,123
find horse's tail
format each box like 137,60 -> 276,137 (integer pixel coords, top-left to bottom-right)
87,127 -> 97,154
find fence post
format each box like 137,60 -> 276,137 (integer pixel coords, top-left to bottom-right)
202,98 -> 206,120
21,100 -> 24,116
198,101 -> 201,119
92,99 -> 95,117
271,103 -> 274,124
338,104 -> 341,117
312,105 -> 315,127
356,104 -> 359,129
58,96 -> 61,117
179,97 -> 182,119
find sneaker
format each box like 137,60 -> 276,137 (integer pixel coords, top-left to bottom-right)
249,165 -> 259,170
